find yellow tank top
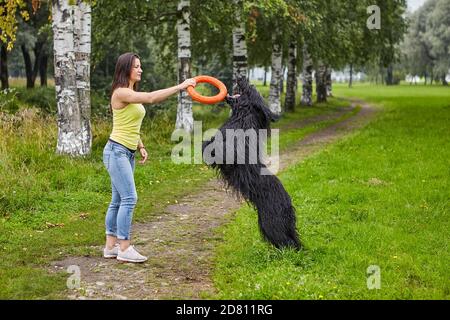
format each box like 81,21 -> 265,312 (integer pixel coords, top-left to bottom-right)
110,103 -> 146,150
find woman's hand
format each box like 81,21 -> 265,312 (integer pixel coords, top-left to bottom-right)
178,78 -> 197,90
138,147 -> 148,164
225,94 -> 241,105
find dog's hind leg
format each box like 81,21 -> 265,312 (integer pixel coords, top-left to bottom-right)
225,166 -> 301,250
254,175 -> 301,250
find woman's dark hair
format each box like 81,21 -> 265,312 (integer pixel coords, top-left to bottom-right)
110,52 -> 140,111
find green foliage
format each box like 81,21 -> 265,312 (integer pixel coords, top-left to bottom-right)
402,0 -> 449,83
5,0 -> 411,91
15,86 -> 55,113
1,86 -> 111,118
0,88 -> 21,113
0,0 -> 28,50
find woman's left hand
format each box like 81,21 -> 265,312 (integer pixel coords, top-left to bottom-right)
139,147 -> 148,164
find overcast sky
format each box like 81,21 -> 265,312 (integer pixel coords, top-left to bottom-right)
407,0 -> 427,12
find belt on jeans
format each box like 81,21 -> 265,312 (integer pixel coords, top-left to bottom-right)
108,138 -> 136,153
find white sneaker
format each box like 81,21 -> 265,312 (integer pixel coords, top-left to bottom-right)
117,245 -> 148,263
103,244 -> 119,258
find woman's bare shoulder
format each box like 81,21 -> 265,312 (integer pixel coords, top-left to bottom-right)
112,88 -> 149,107
111,88 -> 133,109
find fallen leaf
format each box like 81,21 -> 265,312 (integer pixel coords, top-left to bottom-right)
45,222 -> 65,229
79,213 -> 89,220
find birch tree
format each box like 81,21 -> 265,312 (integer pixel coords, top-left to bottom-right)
300,44 -> 313,106
326,66 -> 332,96
284,38 -> 297,112
176,0 -> 193,133
373,0 -> 407,85
53,0 -> 91,156
74,1 -> 92,154
315,61 -> 327,103
349,63 -> 353,88
268,26 -> 282,115
232,0 -> 248,88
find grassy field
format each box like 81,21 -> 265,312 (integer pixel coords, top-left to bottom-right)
211,83 -> 450,299
0,82 -> 354,299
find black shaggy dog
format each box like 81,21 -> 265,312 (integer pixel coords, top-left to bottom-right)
202,77 -> 301,250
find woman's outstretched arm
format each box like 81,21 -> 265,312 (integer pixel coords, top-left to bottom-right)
113,78 -> 196,107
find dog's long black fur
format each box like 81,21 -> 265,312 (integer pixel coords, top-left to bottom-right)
202,77 -> 301,250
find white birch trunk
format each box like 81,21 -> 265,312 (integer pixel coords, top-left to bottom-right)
326,66 -> 332,97
349,63 -> 353,88
74,1 -> 92,155
300,44 -> 313,106
232,0 -> 247,89
315,61 -> 327,103
176,0 -> 193,133
284,39 -> 297,112
268,30 -> 282,115
53,0 -> 86,156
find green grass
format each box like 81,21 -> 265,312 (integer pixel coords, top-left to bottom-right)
211,83 -> 450,300
0,82 -> 351,299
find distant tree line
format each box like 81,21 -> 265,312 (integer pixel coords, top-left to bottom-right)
400,0 -> 449,85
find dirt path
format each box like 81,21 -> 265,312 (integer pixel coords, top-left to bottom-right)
50,98 -> 377,300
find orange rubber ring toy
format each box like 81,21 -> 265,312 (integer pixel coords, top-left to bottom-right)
187,75 -> 228,104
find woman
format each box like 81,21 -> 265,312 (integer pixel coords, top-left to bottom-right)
103,52 -> 196,263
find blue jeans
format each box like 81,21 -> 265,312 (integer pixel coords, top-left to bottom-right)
103,140 -> 137,240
